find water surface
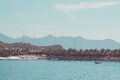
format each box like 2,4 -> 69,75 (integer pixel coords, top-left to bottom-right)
0,60 -> 120,80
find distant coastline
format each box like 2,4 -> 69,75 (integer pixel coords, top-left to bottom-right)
0,41 -> 120,61
1,33 -> 120,50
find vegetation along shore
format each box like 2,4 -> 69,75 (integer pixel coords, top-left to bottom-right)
0,41 -> 120,61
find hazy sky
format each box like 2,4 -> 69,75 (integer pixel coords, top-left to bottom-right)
0,0 -> 120,42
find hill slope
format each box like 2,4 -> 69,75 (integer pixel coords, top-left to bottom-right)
0,33 -> 120,49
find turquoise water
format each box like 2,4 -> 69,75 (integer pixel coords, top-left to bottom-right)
0,60 -> 120,80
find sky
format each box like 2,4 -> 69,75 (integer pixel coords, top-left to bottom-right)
0,0 -> 120,42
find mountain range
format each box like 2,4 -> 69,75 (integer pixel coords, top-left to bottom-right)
0,33 -> 120,49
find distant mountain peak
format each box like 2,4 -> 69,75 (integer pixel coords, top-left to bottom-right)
0,33 -> 120,49
47,34 -> 55,37
0,33 -> 7,37
104,39 -> 115,42
0,33 -> 14,43
44,34 -> 56,38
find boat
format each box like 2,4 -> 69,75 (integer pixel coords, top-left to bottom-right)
95,61 -> 101,64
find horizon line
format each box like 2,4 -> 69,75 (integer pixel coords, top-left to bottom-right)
0,32 -> 118,42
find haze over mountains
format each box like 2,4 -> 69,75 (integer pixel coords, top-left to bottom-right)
0,33 -> 120,49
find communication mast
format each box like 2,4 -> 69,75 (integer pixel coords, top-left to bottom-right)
23,30 -> 24,43
74,38 -> 76,49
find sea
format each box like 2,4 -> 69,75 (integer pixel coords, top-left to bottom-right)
0,60 -> 120,80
